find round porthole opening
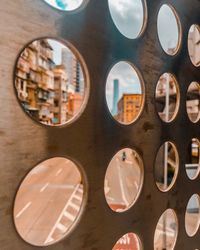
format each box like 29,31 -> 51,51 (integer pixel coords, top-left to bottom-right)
104,148 -> 144,212
157,4 -> 182,55
106,61 -> 145,125
14,38 -> 88,126
14,157 -> 85,246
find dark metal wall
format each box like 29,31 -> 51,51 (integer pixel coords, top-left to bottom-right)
0,0 -> 199,249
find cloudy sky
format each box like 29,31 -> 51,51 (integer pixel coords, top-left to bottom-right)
106,62 -> 142,110
45,0 -> 179,111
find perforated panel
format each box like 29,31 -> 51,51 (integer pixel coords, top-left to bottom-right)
0,0 -> 199,249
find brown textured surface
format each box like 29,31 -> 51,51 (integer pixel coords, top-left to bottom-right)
0,0 -> 199,249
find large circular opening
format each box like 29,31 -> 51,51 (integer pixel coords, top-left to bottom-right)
105,61 -> 145,125
104,148 -> 144,212
157,4 -> 182,55
14,38 -> 88,126
108,0 -> 147,39
14,157 -> 85,246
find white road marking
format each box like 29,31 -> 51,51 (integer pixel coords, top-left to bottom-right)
155,228 -> 175,237
117,161 -> 129,207
125,160 -> 133,165
57,222 -> 67,232
40,183 -> 49,193
45,236 -> 54,244
134,181 -> 139,189
64,211 -> 76,221
106,195 -> 114,201
44,184 -> 82,244
55,168 -> 63,177
16,202 -> 32,219
77,187 -> 83,194
73,194 -> 82,201
69,202 -> 80,211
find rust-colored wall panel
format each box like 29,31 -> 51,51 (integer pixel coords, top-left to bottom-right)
0,0 -> 199,249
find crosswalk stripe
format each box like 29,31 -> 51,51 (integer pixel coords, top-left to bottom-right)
64,211 -> 76,221
69,202 -> 80,211
73,194 -> 82,201
57,223 -> 67,232
45,236 -> 54,244
77,187 -> 83,194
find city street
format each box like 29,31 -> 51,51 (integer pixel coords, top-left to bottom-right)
105,149 -> 142,212
14,158 -> 83,246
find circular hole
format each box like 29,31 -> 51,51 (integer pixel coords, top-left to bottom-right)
185,194 -> 200,237
104,148 -> 144,212
185,138 -> 200,180
14,157 -> 85,246
112,232 -> 143,250
154,142 -> 179,192
186,82 -> 200,123
188,24 -> 200,67
155,73 -> 180,123
44,0 -> 85,11
108,0 -> 147,39
15,38 -> 88,126
157,4 -> 182,55
105,61 -> 145,125
154,209 -> 178,250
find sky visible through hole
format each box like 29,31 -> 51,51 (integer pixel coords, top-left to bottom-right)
45,0 -> 179,111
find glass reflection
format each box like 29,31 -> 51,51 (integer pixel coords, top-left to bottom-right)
186,82 -> 200,123
188,25 -> 200,67
157,4 -> 181,55
104,148 -> 143,212
185,194 -> 200,237
108,0 -> 146,39
44,0 -> 83,11
155,73 -> 179,122
15,39 -> 86,126
155,142 -> 179,192
106,62 -> 144,124
14,157 -> 84,246
113,233 -> 142,250
154,209 -> 178,250
185,139 -> 200,180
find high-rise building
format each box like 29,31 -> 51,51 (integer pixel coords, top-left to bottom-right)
62,47 -> 84,94
111,79 -> 119,116
117,94 -> 142,123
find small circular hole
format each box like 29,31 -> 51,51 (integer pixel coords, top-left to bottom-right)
154,209 -> 178,250
186,82 -> 200,123
157,4 -> 182,55
185,138 -> 200,180
112,232 -> 143,250
185,194 -> 200,237
43,0 -> 85,11
105,61 -> 145,125
108,0 -> 147,39
188,24 -> 200,67
104,148 -> 144,212
155,73 -> 180,123
154,141 -> 179,192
